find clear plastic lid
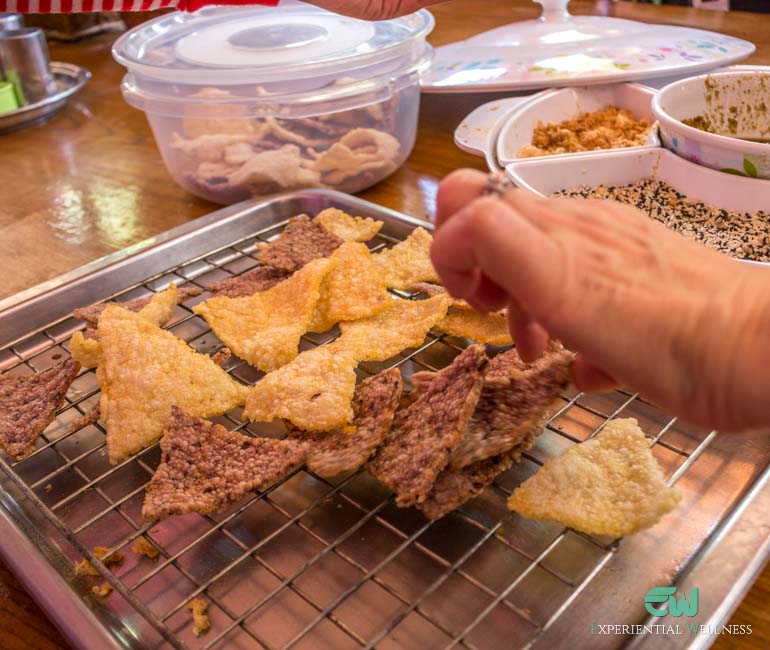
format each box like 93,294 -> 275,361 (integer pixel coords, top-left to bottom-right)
113,2 -> 434,86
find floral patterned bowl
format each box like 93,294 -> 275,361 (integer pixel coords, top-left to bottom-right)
652,70 -> 770,179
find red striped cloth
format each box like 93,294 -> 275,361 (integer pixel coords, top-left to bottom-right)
0,0 -> 277,12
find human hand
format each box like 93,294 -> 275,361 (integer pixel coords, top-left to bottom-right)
302,0 -> 444,19
431,169 -> 770,432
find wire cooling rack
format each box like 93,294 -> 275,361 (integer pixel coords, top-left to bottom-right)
0,192 -> 768,650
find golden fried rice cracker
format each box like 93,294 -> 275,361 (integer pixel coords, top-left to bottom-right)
193,258 -> 333,372
436,310 -> 512,346
70,332 -> 104,369
74,284 -> 202,339
142,408 -> 306,520
335,295 -> 450,362
315,208 -> 383,242
410,282 -> 470,309
507,418 -> 681,537
244,347 -> 358,431
97,306 -> 249,464
71,285 -> 187,368
309,242 -> 391,333
372,227 -> 439,289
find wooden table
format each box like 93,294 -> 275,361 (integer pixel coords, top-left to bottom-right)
1,1 -> 768,648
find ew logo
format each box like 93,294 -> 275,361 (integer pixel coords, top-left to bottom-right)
645,587 -> 699,617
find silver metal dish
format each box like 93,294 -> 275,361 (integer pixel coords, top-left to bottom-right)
0,61 -> 90,134
0,190 -> 769,650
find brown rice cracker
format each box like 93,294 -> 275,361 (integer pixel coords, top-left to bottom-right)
142,407 -> 306,520
259,214 -> 343,272
209,266 -> 290,298
288,368 -> 402,478
367,345 -> 487,507
0,359 -> 80,460
413,345 -> 573,470
417,451 -> 519,520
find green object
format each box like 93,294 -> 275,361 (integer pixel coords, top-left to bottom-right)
0,82 -> 19,114
3,70 -> 26,107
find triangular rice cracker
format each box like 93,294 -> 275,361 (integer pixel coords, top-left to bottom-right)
508,418 -> 681,537
367,345 -> 487,507
244,347 -> 358,432
0,359 -> 80,460
315,208 -> 383,242
309,242 -> 391,333
71,284 -> 184,369
372,227 -> 440,289
98,306 -> 249,464
142,407 -> 306,520
194,258 -> 333,372
334,295 -> 450,362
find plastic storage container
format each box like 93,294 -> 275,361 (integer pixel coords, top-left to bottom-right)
113,3 -> 434,204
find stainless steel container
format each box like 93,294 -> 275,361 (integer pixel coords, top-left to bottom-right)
0,13 -> 23,31
0,27 -> 56,105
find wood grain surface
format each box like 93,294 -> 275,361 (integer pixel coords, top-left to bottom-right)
0,1 -> 769,648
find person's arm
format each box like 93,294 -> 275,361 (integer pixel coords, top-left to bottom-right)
302,0 -> 445,19
431,169 -> 770,433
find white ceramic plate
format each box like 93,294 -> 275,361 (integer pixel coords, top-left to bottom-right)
506,147 -> 770,215
453,95 -> 533,157
496,83 -> 659,165
423,13 -> 754,93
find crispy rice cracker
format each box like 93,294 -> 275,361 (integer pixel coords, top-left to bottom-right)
98,307 -> 249,464
410,282 -> 470,309
367,346 -> 487,507
0,359 -> 80,460
193,258 -> 332,372
335,295 -> 450,362
74,285 -> 202,339
436,310 -> 512,346
315,208 -> 383,242
209,266 -> 290,298
71,285 -> 192,368
289,368 -> 402,478
259,215 -> 343,272
372,227 -> 439,290
508,418 -> 681,537
142,408 -> 305,521
418,452 -> 518,520
244,347 -> 358,431
309,242 -> 391,333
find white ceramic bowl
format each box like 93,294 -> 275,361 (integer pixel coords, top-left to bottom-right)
505,148 -> 770,264
652,70 -> 770,179
497,83 -> 659,165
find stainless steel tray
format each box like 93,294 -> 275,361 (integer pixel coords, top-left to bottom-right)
0,62 -> 90,135
1,189 -> 769,650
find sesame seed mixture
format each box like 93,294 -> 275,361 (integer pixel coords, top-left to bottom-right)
556,179 -> 770,262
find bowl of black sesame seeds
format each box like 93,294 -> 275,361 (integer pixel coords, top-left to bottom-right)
506,148 -> 770,263
653,70 -> 770,180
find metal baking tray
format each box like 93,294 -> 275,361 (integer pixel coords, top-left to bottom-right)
1,189 -> 769,650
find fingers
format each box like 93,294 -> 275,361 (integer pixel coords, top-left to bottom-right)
571,356 -> 618,393
506,303 -> 550,362
435,169 -> 488,228
431,194 -> 564,319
